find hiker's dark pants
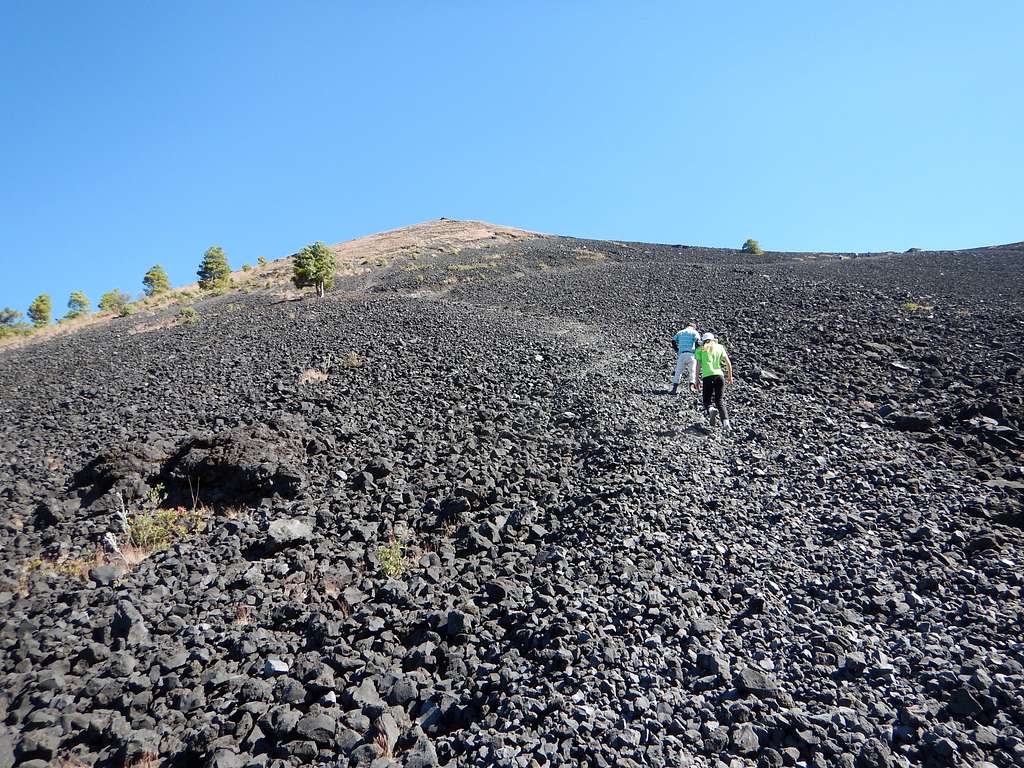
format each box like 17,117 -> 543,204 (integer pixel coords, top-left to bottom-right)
702,375 -> 728,419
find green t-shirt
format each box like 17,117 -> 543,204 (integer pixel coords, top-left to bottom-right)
695,342 -> 728,378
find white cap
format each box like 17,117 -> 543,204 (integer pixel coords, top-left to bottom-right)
701,332 -> 716,342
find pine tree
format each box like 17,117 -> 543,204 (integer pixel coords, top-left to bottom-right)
28,294 -> 52,327
65,291 -> 90,319
292,241 -> 337,298
0,307 -> 22,326
197,246 -> 231,291
143,264 -> 171,297
99,289 -> 132,313
741,239 -> 763,255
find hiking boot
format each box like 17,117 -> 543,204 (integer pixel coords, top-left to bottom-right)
722,419 -> 731,431
707,407 -> 719,428
670,383 -> 679,395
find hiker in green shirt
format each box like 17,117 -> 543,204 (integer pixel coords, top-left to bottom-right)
694,332 -> 733,430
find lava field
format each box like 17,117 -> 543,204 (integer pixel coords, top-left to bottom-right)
1,226 -> 1022,768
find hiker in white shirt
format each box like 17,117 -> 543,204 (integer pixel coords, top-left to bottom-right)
670,322 -> 700,395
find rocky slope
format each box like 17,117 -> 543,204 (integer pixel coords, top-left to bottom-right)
0,224 -> 1022,768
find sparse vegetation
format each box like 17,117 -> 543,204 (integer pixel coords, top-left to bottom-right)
903,301 -> 935,312
293,241 -> 337,298
1,307 -> 22,326
28,293 -> 52,326
106,500 -> 208,567
742,238 -> 764,255
143,264 -> 171,297
233,603 -> 254,625
340,351 -> 365,369
242,263 -> 253,271
99,289 -> 132,314
65,291 -> 91,320
377,537 -> 407,579
298,368 -> 329,385
18,548 -> 110,591
258,255 -> 267,267
178,306 -> 199,324
198,245 -> 232,291
0,307 -> 32,339
146,482 -> 168,506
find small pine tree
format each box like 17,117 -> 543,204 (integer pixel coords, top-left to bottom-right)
257,255 -> 267,267
28,294 -> 52,327
99,289 -> 132,313
0,307 -> 22,326
197,246 -> 231,291
292,241 -> 337,298
741,239 -> 763,255
65,291 -> 90,319
143,264 -> 171,297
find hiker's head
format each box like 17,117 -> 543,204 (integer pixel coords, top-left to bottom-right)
701,332 -> 716,346
687,320 -> 698,330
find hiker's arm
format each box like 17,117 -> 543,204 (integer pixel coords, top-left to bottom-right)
723,353 -> 734,384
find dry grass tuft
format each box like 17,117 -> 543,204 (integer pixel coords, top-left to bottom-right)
18,548 -> 111,593
340,351 -> 365,369
125,753 -> 159,768
106,496 -> 210,568
298,368 -> 329,385
233,604 -> 254,626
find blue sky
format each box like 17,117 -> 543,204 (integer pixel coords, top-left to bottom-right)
2,1 -> 1021,317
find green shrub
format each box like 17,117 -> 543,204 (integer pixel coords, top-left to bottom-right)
118,303 -> 136,317
741,239 -> 763,255
293,241 -> 337,298
143,264 -> 171,297
257,255 -> 268,267
0,323 -> 32,339
197,246 -> 231,291
99,289 -> 132,313
178,306 -> 198,324
28,294 -> 52,327
242,263 -> 252,272
903,301 -> 934,312
377,538 -> 407,579
65,291 -> 90,319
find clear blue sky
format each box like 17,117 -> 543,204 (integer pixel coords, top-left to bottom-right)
2,1 -> 1022,317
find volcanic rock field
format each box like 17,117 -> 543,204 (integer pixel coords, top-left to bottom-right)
1,222 -> 1022,768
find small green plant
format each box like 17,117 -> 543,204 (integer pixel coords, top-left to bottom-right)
178,306 -> 198,324
119,303 -> 136,317
377,538 -> 407,579
741,239 -> 763,255
903,301 -> 934,312
257,255 -> 267,267
106,495 -> 209,567
146,482 -> 168,506
242,263 -> 253,272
